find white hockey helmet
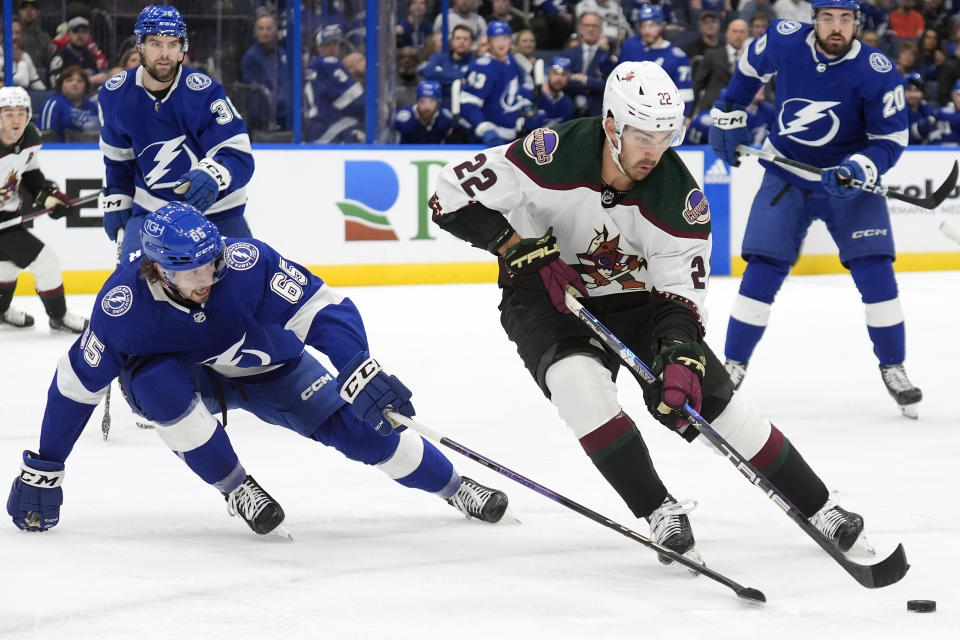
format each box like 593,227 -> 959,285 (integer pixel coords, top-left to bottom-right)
0,86 -> 32,131
602,61 -> 685,159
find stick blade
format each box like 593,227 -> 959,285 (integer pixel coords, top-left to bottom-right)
736,587 -> 766,603
926,160 -> 959,209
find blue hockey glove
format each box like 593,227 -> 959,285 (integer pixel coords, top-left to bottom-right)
174,158 -> 231,213
709,100 -> 750,167
99,190 -> 133,241
6,451 -> 65,532
821,153 -> 877,199
482,129 -> 507,147
337,352 -> 415,435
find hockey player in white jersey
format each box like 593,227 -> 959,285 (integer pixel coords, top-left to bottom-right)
0,86 -> 88,334
6,202 -> 509,535
97,5 -> 255,263
429,61 -> 881,565
710,0 -> 921,418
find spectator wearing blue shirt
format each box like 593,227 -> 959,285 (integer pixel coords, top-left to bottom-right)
526,56 -> 576,131
420,24 -> 475,111
904,73 -> 935,145
241,12 -> 290,130
931,80 -> 960,145
395,81 -> 454,144
37,64 -> 97,142
397,0 -> 433,50
304,25 -> 365,143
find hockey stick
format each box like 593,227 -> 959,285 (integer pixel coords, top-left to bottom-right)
0,192 -> 100,232
522,58 -> 545,119
939,221 -> 960,245
101,226 -> 124,442
386,411 -> 766,603
562,287 -> 910,589
735,144 -> 958,211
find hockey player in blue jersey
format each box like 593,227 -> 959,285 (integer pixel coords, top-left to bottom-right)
460,21 -> 532,146
5,202 -> 509,535
930,79 -> 960,145
684,86 -> 773,145
710,0 -> 922,418
304,24 -> 365,144
903,73 -> 935,145
394,81 -> 454,144
619,5 -> 694,115
524,56 -> 576,132
97,5 -> 255,263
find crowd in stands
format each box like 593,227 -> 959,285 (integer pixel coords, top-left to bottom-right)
4,0 -> 960,145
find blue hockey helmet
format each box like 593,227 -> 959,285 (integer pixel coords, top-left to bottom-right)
811,0 -> 860,10
140,202 -> 226,290
135,5 -> 189,52
549,56 -> 572,72
416,80 -> 442,100
902,72 -> 923,90
487,20 -> 512,38
636,4 -> 665,24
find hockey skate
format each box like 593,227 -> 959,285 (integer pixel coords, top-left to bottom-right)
1,307 -> 35,329
879,364 -> 922,419
646,496 -> 704,573
809,500 -> 873,554
49,312 -> 88,334
447,476 -> 509,523
223,475 -> 290,538
723,359 -> 748,391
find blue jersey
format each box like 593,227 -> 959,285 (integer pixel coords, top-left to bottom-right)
36,238 -> 367,463
97,65 -> 254,222
931,103 -> 960,145
395,105 -> 454,144
526,89 -> 575,132
460,53 -> 532,141
304,56 -> 365,143
419,51 -> 474,110
37,93 -> 98,142
906,102 -> 935,145
685,101 -> 775,145
618,38 -> 694,114
721,20 -> 908,190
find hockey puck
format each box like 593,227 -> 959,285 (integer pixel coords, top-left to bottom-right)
907,600 -> 936,613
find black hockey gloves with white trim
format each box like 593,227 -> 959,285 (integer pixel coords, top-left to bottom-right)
503,227 -> 588,314
709,100 -> 749,167
6,451 -> 65,532
646,340 -> 706,431
34,181 -> 71,219
337,352 -> 415,436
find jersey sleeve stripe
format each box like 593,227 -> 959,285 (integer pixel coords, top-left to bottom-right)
55,353 -> 109,405
459,92 -> 484,107
99,139 -> 135,161
206,133 -> 253,158
284,284 -> 346,342
867,129 -> 908,147
738,55 -> 773,83
134,185 -> 247,215
332,82 -> 363,110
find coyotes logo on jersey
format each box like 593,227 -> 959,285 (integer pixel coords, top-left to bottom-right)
576,226 -> 646,290
1,170 -> 19,206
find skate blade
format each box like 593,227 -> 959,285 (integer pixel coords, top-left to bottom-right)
845,533 -> 876,557
135,421 -> 155,429
270,523 -> 294,541
660,548 -> 706,576
899,403 -> 919,420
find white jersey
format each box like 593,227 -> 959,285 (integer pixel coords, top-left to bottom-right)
0,123 -> 42,213
431,118 -> 712,326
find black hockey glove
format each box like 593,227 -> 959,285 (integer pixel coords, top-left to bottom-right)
503,227 -> 587,314
34,181 -> 70,219
645,340 -> 706,431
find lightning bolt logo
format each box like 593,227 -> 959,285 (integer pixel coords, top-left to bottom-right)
778,99 -> 841,146
140,136 -> 198,188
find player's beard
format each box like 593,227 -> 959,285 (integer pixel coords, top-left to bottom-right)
816,32 -> 853,57
144,58 -> 181,84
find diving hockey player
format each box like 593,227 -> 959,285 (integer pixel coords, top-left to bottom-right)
710,0 -> 921,418
97,5 -> 255,263
0,86 -> 88,334
6,203 -> 508,535
429,61 -> 878,566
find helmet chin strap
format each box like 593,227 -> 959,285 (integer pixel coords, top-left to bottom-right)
606,126 -> 629,176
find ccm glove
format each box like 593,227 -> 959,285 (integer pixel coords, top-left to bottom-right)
503,227 -> 588,314
821,153 -> 877,199
646,340 -> 706,430
337,352 -> 415,435
99,190 -> 133,241
34,181 -> 70,219
709,100 -> 750,167
6,451 -> 65,532
174,158 -> 231,213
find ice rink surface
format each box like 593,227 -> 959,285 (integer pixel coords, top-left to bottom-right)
0,271 -> 957,639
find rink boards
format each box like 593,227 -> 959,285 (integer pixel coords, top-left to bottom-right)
13,144 -> 960,295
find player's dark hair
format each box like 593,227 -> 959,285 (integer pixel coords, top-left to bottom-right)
451,24 -> 474,40
139,258 -> 162,283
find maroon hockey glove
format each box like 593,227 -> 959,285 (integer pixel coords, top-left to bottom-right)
503,227 -> 587,314
34,182 -> 71,219
647,340 -> 706,430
